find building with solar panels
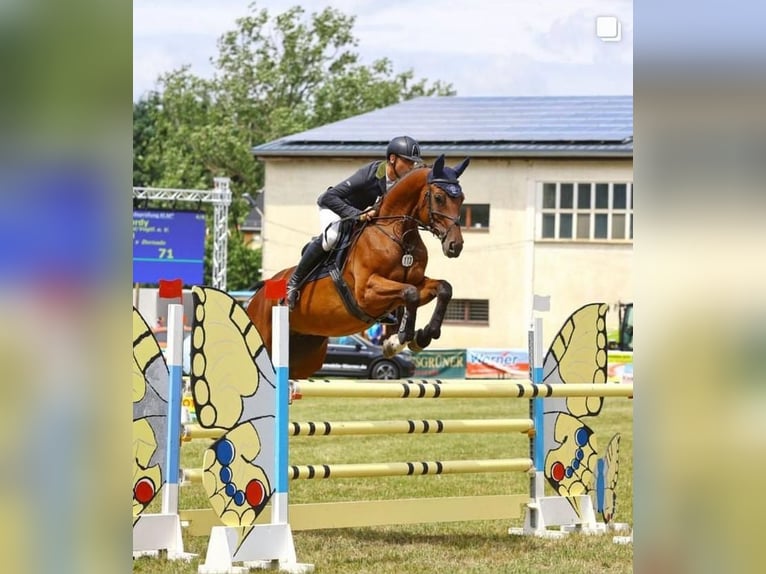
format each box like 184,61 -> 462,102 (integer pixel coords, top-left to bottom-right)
252,95 -> 632,349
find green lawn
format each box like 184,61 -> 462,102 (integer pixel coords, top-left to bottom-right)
134,395 -> 633,573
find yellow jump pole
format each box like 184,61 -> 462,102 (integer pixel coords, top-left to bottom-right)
292,381 -> 634,399
182,458 -> 533,484
289,458 -> 534,479
183,418 -> 534,441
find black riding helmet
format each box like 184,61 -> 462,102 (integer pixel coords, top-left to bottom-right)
386,136 -> 423,164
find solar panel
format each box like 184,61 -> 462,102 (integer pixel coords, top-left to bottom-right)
254,96 -> 633,156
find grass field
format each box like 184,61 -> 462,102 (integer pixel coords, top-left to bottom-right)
134,394 -> 633,573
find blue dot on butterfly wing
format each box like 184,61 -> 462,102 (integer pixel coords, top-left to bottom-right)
215,439 -> 236,466
575,427 -> 589,447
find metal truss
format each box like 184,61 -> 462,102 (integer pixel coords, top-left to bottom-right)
132,178 -> 232,290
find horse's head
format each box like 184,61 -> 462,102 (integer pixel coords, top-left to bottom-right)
422,154 -> 470,257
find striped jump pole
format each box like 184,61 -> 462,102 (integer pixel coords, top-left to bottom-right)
289,459 -> 533,480
183,418 -> 534,441
292,380 -> 633,399
184,457 -> 534,484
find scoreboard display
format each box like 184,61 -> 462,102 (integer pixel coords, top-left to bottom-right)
133,210 -> 206,285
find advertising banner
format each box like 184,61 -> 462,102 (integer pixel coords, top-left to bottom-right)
466,348 -> 529,379
412,349 -> 466,378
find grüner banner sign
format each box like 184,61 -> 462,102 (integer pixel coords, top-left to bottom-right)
412,349 -> 466,378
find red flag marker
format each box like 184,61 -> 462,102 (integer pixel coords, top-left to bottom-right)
158,278 -> 183,299
264,278 -> 287,301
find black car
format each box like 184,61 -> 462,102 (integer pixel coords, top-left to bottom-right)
313,334 -> 416,380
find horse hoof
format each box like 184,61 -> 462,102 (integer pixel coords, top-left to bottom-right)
408,340 -> 424,353
382,342 -> 397,358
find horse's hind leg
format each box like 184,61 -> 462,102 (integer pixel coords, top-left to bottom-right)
409,278 -> 452,352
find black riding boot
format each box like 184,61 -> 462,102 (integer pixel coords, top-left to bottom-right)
286,238 -> 326,310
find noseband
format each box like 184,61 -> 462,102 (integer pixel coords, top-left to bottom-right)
423,183 -> 463,242
365,175 -> 463,252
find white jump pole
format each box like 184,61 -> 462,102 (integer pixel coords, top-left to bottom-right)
162,304 -> 184,516
272,304 -> 290,525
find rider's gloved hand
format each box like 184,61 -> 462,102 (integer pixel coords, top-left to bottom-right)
359,209 -> 376,222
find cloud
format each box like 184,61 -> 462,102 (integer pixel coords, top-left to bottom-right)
132,0 -> 250,38
132,0 -> 633,99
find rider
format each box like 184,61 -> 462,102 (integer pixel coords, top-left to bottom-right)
285,135 -> 424,311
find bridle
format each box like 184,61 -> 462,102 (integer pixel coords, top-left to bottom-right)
368,181 -> 462,248
422,182 -> 463,242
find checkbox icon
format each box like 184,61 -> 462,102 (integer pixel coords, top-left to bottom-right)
596,16 -> 621,42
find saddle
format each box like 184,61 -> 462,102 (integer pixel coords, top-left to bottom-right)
303,218 -> 357,284
301,220 -> 397,325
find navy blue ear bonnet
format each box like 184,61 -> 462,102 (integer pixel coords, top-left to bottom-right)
428,154 -> 470,197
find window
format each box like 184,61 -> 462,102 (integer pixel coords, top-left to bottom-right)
459,204 -> 490,230
444,299 -> 489,324
539,182 -> 633,241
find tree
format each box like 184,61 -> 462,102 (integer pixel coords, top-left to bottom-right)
132,93 -> 163,187
134,3 -> 455,288
203,228 -> 262,291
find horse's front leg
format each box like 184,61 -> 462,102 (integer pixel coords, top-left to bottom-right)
382,300 -> 420,358
359,275 -> 420,358
409,278 -> 452,352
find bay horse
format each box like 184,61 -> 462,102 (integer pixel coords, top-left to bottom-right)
246,154 -> 470,378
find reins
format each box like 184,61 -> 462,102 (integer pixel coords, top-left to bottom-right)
368,182 -> 462,245
340,164 -> 464,269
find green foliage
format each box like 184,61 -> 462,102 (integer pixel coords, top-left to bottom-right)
132,94 -> 163,187
203,229 -> 263,291
133,2 -> 454,288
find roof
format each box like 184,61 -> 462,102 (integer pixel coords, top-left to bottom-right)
253,96 -> 633,159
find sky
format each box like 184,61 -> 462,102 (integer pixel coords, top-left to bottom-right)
133,0 -> 632,102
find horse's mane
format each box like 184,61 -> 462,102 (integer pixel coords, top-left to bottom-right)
378,166 -> 430,216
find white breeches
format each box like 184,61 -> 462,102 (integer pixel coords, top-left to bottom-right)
318,208 -> 342,251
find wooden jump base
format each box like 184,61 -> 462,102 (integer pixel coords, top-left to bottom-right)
179,494 -> 530,536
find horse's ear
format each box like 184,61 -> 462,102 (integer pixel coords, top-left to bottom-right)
432,154 -> 446,177
453,157 -> 470,177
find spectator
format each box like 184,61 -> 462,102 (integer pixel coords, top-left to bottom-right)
365,322 -> 384,346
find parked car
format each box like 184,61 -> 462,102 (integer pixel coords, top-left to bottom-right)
313,334 -> 415,380
157,327 -> 413,380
